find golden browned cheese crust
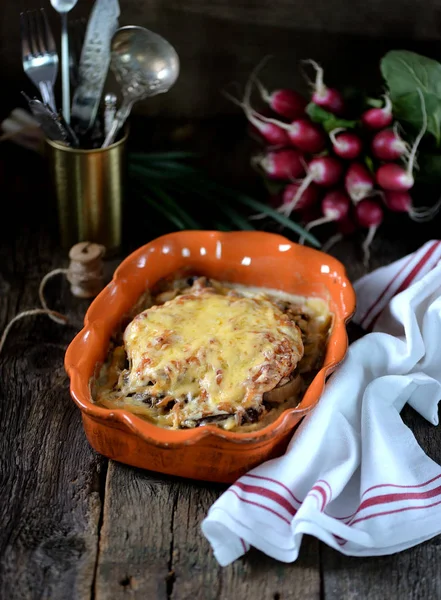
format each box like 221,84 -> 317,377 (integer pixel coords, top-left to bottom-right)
93,276 -> 331,431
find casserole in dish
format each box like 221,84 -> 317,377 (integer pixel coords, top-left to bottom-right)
65,230 -> 355,482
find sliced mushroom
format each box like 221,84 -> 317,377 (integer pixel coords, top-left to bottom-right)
263,375 -> 303,405
189,413 -> 232,427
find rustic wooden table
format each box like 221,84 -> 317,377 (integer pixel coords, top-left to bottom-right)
1,128 -> 441,600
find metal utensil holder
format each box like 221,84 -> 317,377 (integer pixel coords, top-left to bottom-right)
45,130 -> 128,253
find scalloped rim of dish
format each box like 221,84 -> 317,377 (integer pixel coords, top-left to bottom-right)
66,231 -> 356,447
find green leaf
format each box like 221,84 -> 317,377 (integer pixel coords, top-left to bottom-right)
365,97 -> 383,108
147,183 -> 202,229
231,195 -> 321,248
380,50 -> 441,98
391,91 -> 441,146
137,191 -> 186,229
262,178 -> 284,196
306,103 -> 358,132
380,50 -> 441,145
129,151 -> 199,162
364,155 -> 375,174
213,221 -> 232,232
212,201 -> 255,230
130,162 -> 200,178
186,178 -> 321,247
130,159 -> 320,244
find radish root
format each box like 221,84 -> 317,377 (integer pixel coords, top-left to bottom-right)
301,59 -> 325,96
382,94 -> 393,116
329,127 -> 346,147
392,121 -> 411,159
408,196 -> 441,222
362,225 -> 378,267
322,233 -> 344,253
278,171 -> 314,217
299,215 -> 334,245
406,88 -> 435,221
406,88 -> 426,177
253,78 -> 271,104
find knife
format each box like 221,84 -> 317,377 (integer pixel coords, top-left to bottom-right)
70,0 -> 119,137
21,92 -> 79,147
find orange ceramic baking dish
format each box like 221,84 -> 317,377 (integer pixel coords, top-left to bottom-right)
65,230 -> 355,483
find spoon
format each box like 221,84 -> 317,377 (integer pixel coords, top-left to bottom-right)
101,26 -> 180,148
50,0 -> 78,124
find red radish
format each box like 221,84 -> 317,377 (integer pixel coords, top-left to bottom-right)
253,79 -> 307,120
254,148 -> 305,180
286,119 -> 326,153
223,89 -> 291,146
356,198 -> 383,228
355,199 -> 384,266
361,95 -> 393,130
345,163 -> 375,203
269,191 -> 284,209
246,109 -> 291,146
303,59 -> 344,115
372,128 -> 408,161
384,190 -> 441,222
299,190 -> 350,244
253,186 -> 318,221
226,80 -> 323,152
376,163 -> 413,191
254,113 -> 326,153
301,205 -> 322,224
383,190 -> 411,212
338,215 -> 358,235
279,156 -> 343,217
282,182 -> 320,211
320,216 -> 359,253
329,128 -> 362,159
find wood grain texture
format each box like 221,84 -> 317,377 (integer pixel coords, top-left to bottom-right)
2,118 -> 441,600
95,462 -> 321,600
0,146 -> 104,600
322,404 -> 441,600
322,234 -> 441,600
3,0 -> 441,118
94,463 -> 174,600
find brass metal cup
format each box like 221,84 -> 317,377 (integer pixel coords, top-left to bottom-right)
45,131 -> 128,253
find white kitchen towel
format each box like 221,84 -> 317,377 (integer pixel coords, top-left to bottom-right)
201,239 -> 441,566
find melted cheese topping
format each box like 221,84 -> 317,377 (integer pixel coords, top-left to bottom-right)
122,289 -> 303,422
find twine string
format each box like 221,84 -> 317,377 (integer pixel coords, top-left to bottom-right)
39,268 -> 69,324
0,308 -> 68,355
0,250 -> 105,355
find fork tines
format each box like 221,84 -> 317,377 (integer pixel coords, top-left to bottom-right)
20,9 -> 57,60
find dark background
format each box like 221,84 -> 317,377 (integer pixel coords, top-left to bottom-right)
3,0 -> 441,121
2,0 -> 441,250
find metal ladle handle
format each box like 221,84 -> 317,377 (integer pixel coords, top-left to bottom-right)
101,98 -> 133,147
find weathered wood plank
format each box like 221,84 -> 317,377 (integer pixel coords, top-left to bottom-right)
95,462 -> 321,600
322,234 -> 441,599
0,148 -> 104,600
94,463 -> 174,600
3,0 -> 441,119
167,480 -> 321,600
322,404 -> 441,600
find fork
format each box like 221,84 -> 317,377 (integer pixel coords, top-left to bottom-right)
20,9 -> 59,112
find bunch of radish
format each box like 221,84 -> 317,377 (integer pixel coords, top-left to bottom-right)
231,60 -> 437,264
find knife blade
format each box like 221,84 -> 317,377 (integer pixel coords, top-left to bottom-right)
70,0 -> 119,137
21,92 -> 79,147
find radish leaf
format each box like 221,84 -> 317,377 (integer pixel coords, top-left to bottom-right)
381,50 -> 441,145
306,103 -> 357,132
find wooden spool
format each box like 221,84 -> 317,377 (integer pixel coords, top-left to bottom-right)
66,242 -> 106,299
